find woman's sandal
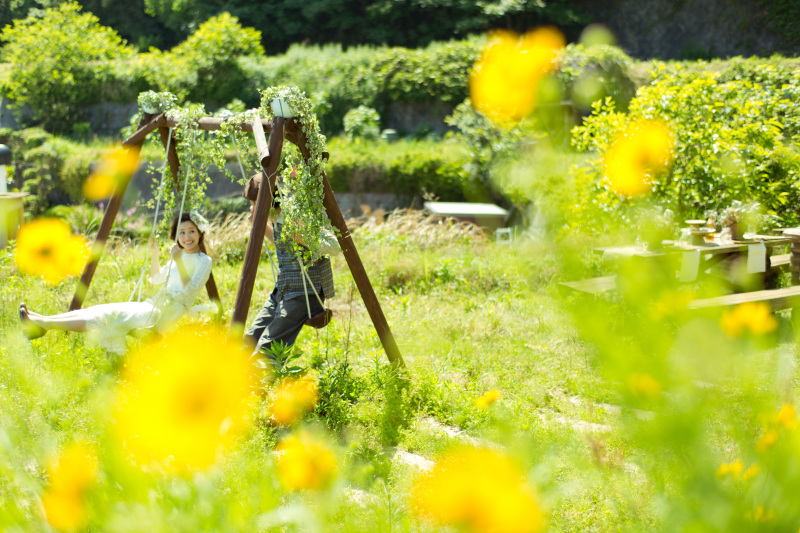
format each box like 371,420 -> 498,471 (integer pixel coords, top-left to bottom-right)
19,303 -> 46,340
304,309 -> 333,329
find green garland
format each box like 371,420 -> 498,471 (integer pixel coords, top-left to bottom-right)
260,86 -> 334,264
135,88 -> 335,261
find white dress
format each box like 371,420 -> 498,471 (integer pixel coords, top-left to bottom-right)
83,252 -> 213,354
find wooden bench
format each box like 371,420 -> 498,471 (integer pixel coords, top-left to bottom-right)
688,285 -> 800,311
771,253 -> 790,268
558,276 -> 617,295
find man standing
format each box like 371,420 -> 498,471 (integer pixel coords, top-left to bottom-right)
244,183 -> 338,358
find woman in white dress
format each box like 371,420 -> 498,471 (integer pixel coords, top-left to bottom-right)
19,212 -> 213,354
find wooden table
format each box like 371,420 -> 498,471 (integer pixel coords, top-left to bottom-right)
596,236 -> 790,273
559,236 -> 792,296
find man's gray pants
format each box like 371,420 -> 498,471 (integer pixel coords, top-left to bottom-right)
244,288 -> 324,357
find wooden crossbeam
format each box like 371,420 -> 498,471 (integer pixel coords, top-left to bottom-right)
165,117 -> 273,132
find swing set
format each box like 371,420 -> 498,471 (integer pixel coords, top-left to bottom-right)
68,109 -> 405,367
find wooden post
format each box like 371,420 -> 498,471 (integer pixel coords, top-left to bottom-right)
68,113 -> 157,311
230,117 -> 283,326
285,120 -> 405,367
785,229 -> 800,285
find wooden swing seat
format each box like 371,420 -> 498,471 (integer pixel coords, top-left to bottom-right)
304,308 -> 333,329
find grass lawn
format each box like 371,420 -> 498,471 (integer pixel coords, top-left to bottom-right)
1,210 -> 797,531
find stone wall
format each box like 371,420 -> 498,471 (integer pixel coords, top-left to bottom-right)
577,0 -> 784,59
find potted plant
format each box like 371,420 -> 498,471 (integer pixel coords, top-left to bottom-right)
721,201 -> 760,241
137,91 -> 178,115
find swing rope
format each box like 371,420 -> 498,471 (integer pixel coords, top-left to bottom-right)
298,258 -> 327,319
143,125 -> 196,327
129,127 -> 174,302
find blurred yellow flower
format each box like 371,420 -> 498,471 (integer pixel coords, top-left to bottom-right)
651,290 -> 694,319
269,375 -> 318,426
41,442 -> 98,531
83,147 -> 139,201
275,432 -> 337,491
14,218 -> 88,285
715,460 -> 743,478
602,119 -> 674,196
411,447 -> 543,533
755,428 -> 779,453
475,389 -> 501,409
114,326 -> 256,473
719,302 -> 777,338
745,505 -> 774,523
777,403 -> 797,430
627,372 -> 662,398
470,27 -> 565,123
741,464 -> 761,481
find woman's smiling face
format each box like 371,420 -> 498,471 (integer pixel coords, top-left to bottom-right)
177,220 -> 200,253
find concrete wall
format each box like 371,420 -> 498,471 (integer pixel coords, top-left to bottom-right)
122,161 -> 411,217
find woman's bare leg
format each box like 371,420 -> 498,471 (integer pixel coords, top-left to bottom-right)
21,303 -> 88,333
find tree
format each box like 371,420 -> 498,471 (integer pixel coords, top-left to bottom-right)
0,1 -> 133,133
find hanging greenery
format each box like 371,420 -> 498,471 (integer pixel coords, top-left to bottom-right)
135,87 -> 334,258
260,85 -> 334,264
137,91 -> 178,114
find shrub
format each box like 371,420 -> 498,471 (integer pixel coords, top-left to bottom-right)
558,44 -> 637,112
569,63 -> 800,232
0,1 -> 133,134
445,100 -> 525,201
343,106 -> 381,140
140,13 -> 264,106
242,39 -> 480,133
326,137 -> 469,199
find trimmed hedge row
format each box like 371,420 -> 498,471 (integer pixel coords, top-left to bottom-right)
1,127 -> 472,215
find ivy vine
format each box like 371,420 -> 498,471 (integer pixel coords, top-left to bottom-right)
260,85 -> 334,264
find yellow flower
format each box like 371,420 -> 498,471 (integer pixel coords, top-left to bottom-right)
741,464 -> 761,481
14,218 -> 88,285
275,432 -> 337,491
602,119 -> 674,196
41,443 -> 98,531
715,460 -> 743,478
475,389 -> 501,409
719,302 -> 778,338
269,375 -> 319,426
777,404 -> 797,430
470,27 -> 565,124
411,447 -> 543,533
755,428 -> 779,453
83,147 -> 139,201
745,505 -> 774,523
650,290 -> 694,319
627,372 -> 662,398
114,326 -> 256,473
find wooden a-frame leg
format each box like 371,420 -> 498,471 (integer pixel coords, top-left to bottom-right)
231,117 -> 284,327
68,113 -> 157,311
286,120 -> 405,367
